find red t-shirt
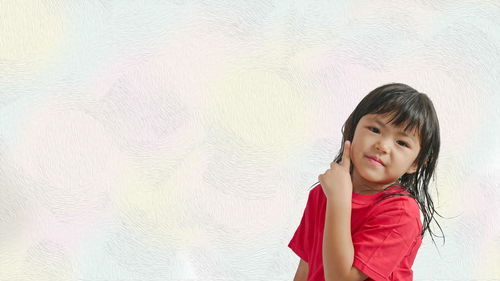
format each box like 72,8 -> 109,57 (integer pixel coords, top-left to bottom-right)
288,184 -> 422,281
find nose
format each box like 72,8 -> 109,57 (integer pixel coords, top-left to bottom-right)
375,139 -> 390,153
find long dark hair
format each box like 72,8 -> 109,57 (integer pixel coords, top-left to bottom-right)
309,83 -> 444,245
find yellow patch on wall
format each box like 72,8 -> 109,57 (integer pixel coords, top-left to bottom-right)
0,0 -> 66,63
207,69 -> 314,149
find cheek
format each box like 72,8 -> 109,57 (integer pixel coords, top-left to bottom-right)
350,143 -> 361,163
350,137 -> 363,154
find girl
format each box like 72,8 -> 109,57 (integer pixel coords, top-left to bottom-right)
288,83 -> 443,281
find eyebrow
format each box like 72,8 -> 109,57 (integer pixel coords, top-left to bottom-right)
372,119 -> 416,140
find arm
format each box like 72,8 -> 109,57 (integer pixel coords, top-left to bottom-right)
293,258 -> 309,281
319,141 -> 368,281
323,196 -> 368,281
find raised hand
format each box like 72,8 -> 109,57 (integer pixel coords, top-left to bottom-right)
319,140 -> 353,199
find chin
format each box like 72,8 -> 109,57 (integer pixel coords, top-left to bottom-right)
358,171 -> 395,185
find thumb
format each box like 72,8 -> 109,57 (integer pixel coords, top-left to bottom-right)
341,140 -> 351,168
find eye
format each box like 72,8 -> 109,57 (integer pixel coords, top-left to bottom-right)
397,140 -> 409,147
368,127 -> 380,133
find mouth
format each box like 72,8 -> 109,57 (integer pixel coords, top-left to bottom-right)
366,156 -> 385,166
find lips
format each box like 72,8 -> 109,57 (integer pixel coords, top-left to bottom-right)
366,156 -> 385,166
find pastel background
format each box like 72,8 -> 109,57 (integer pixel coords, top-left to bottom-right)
1,1 -> 499,280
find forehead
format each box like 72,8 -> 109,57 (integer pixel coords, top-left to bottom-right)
361,113 -> 421,138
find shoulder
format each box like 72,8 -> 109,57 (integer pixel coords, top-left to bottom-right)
309,183 -> 325,199
372,186 -> 420,214
305,183 -> 327,207
368,194 -> 422,231
375,194 -> 420,215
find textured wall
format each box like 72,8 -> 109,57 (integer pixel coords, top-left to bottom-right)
1,1 -> 499,280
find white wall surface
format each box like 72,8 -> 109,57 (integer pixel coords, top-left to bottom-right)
1,1 -> 499,280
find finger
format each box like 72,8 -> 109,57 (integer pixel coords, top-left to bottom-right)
341,140 -> 351,168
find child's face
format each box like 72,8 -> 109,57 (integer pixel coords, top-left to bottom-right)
350,113 -> 421,189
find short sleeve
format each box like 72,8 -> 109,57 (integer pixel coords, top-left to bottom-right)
352,198 -> 421,281
288,187 -> 317,263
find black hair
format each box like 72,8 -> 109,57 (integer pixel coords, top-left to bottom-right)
309,83 -> 445,245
